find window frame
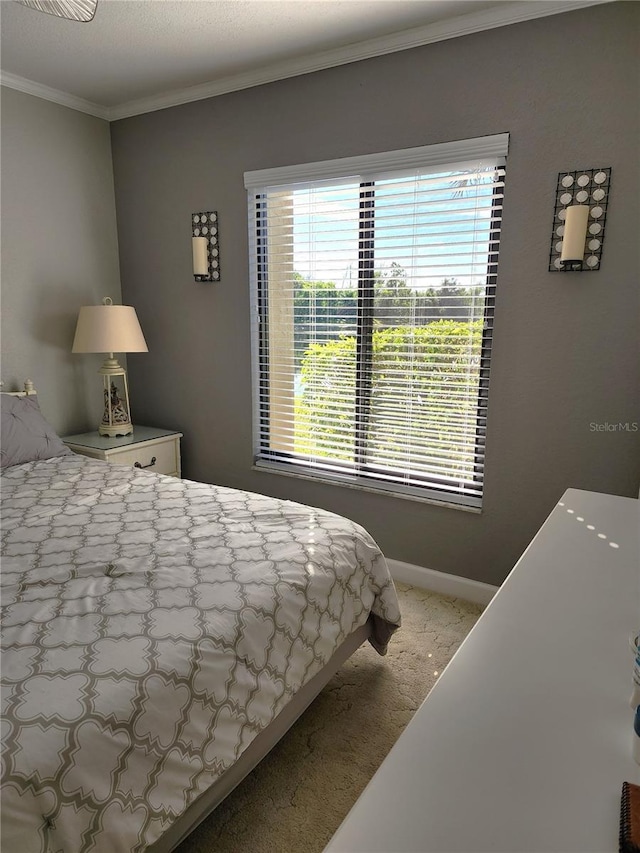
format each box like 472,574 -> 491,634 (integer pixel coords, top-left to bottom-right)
246,134 -> 509,509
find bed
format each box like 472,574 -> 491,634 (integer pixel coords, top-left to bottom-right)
0,386 -> 401,853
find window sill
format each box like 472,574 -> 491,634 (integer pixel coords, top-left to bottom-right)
251,460 -> 483,514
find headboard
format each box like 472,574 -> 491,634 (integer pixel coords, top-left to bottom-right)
0,380 -> 37,397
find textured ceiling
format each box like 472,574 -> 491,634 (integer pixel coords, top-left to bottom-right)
0,0 -> 506,107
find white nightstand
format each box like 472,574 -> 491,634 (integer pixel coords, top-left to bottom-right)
62,426 -> 183,477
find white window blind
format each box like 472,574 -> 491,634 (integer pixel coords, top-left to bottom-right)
245,134 -> 508,507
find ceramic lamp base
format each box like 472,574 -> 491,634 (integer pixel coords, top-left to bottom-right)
99,422 -> 133,437
100,374 -> 133,437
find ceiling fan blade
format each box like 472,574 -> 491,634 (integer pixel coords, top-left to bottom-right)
15,0 -> 98,22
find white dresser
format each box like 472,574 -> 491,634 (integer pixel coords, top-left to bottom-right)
326,489 -> 640,853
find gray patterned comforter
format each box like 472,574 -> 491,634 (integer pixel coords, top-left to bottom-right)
0,455 -> 400,853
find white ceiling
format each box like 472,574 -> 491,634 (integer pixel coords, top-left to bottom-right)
0,0 -> 609,119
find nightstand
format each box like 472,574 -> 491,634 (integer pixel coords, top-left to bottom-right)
62,426 -> 183,477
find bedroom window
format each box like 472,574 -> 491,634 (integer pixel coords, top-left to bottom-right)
245,134 -> 508,508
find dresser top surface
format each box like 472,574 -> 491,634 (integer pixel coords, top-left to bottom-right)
326,488 -> 640,853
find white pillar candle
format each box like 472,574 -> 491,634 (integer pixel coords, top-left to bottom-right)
192,236 -> 209,276
560,205 -> 589,263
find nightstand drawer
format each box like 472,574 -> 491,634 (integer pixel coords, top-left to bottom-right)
110,438 -> 178,475
62,427 -> 182,477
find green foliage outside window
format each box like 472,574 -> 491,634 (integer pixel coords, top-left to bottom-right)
294,319 -> 483,478
292,265 -> 484,369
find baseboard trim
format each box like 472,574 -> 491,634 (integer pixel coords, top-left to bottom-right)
386,559 -> 498,606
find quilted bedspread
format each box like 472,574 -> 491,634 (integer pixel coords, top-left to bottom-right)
0,456 -> 400,853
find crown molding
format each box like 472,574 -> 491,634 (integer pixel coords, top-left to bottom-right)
0,70 -> 109,120
1,0 -> 613,122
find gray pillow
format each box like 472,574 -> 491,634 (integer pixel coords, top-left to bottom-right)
1,394 -> 73,468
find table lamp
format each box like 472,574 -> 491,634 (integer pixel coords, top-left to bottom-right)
72,296 -> 148,436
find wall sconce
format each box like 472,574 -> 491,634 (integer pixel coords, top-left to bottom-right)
72,296 -> 148,436
549,168 -> 611,271
192,211 -> 220,281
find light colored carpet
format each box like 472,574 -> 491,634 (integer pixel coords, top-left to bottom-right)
176,582 -> 483,853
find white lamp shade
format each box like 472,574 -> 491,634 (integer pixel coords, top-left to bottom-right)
72,303 -> 148,353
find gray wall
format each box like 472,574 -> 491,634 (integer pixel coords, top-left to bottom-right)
1,87 -> 123,434
110,2 -> 640,586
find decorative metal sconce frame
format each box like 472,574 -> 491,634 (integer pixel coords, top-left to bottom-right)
192,211 -> 220,281
549,168 -> 611,272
